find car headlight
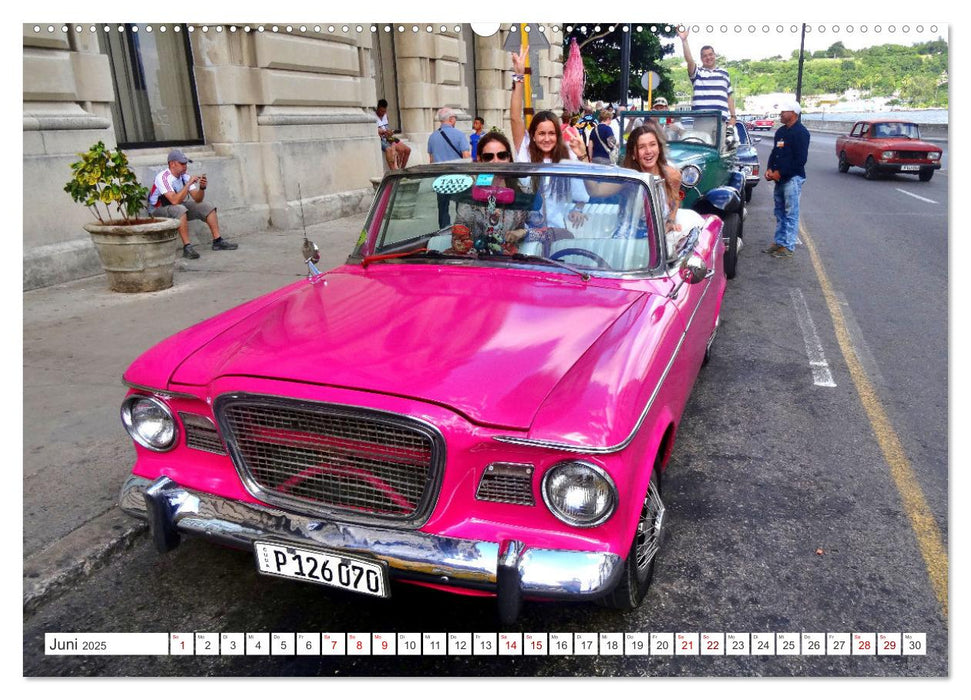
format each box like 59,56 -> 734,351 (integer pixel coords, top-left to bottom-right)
929,152 -> 941,161
121,395 -> 178,451
542,461 -> 617,527
681,165 -> 702,188
882,151 -> 895,160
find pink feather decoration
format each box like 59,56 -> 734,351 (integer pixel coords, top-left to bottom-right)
561,38 -> 585,115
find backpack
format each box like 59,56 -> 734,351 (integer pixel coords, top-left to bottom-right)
593,123 -> 619,164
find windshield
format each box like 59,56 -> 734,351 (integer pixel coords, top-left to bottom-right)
873,122 -> 921,139
621,110 -> 722,148
359,169 -> 662,274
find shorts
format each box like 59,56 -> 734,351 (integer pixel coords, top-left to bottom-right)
153,199 -> 216,222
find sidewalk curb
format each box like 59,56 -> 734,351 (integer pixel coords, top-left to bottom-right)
23,508 -> 148,615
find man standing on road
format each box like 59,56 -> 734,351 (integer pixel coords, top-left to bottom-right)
427,107 -> 471,228
677,27 -> 736,125
763,100 -> 810,259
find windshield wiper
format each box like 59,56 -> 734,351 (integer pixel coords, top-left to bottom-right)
362,248 -> 473,267
478,253 -> 591,281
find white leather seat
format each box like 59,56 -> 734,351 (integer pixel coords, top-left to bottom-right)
549,238 -> 650,270
426,234 -> 453,252
566,203 -> 620,238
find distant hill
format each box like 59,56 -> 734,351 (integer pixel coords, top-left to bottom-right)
661,40 -> 948,109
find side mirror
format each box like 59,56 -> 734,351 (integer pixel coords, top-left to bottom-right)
679,253 -> 709,284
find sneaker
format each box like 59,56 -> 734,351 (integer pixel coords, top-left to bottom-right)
762,243 -> 782,254
771,247 -> 793,259
212,237 -> 238,251
182,243 -> 200,259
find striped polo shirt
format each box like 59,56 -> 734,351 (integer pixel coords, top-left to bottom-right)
689,66 -> 733,118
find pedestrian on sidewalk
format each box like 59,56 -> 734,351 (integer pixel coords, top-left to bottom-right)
427,107 -> 471,228
470,116 -> 485,161
148,150 -> 238,259
376,98 -> 411,170
763,100 -> 810,259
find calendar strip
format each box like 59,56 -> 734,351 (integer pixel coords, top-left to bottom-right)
44,632 -> 927,656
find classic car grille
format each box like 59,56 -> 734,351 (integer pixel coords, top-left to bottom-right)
180,412 -> 227,454
476,463 -> 535,506
897,151 -> 929,161
216,396 -> 442,523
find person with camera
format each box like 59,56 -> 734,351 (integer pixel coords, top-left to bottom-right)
148,150 -> 238,259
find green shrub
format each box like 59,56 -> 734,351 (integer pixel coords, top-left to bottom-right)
64,141 -> 148,224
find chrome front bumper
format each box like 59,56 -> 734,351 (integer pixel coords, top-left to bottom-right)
120,475 -> 624,611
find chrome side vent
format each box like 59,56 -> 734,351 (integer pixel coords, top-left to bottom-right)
476,463 -> 535,506
180,413 -> 227,455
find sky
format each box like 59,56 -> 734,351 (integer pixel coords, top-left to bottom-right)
663,22 -> 948,62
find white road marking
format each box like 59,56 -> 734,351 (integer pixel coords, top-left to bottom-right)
895,188 -> 937,204
790,288 -> 836,388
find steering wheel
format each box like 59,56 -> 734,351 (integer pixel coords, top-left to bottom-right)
550,247 -> 612,269
680,136 -> 707,145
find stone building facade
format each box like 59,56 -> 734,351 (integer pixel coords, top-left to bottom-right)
22,23 -> 565,290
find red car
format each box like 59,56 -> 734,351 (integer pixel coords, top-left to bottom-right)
750,116 -> 775,131
836,120 -> 943,182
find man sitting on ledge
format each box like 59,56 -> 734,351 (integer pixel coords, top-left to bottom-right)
148,150 -> 238,259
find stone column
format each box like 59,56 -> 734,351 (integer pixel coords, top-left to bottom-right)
23,24 -> 118,289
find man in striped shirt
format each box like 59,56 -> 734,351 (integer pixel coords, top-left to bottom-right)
678,28 -> 737,126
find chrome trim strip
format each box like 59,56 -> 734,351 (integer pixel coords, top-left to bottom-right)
120,475 -> 623,600
494,275 -> 714,455
122,380 -> 198,401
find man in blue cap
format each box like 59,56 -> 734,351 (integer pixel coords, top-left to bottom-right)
149,149 -> 238,259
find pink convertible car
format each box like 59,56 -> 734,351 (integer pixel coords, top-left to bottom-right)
119,163 -> 726,622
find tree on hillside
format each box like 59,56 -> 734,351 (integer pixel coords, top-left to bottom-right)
563,23 -> 678,106
826,41 -> 850,58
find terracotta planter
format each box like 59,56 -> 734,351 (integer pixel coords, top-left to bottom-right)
83,218 -> 181,293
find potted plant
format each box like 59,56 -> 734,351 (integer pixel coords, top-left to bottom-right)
64,141 -> 181,292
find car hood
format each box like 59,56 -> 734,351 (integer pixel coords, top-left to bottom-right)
160,265 -> 648,430
871,137 -> 941,151
667,143 -> 716,167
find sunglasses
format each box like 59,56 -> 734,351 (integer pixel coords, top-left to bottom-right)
480,151 -> 511,162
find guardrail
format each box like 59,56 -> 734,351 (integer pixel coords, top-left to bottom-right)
800,118 -> 948,142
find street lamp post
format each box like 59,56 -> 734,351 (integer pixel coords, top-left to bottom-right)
796,23 -> 806,102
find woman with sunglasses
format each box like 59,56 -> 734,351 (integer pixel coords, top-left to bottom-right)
450,132 -> 530,256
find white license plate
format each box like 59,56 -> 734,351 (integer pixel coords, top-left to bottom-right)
254,542 -> 390,598
900,165 -> 920,171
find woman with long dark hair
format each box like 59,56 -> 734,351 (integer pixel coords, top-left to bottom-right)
449,132 -> 530,255
622,122 -> 683,233
508,47 -> 590,231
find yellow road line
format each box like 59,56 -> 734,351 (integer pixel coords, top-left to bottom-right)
801,223 -> 949,622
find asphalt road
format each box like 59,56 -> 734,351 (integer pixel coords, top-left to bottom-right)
24,137 -> 949,678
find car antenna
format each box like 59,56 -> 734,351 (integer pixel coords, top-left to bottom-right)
298,182 -> 321,277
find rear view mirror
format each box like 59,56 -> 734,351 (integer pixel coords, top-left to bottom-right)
472,186 -> 515,205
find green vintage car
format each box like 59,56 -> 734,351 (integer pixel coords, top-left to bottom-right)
620,110 -> 745,279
